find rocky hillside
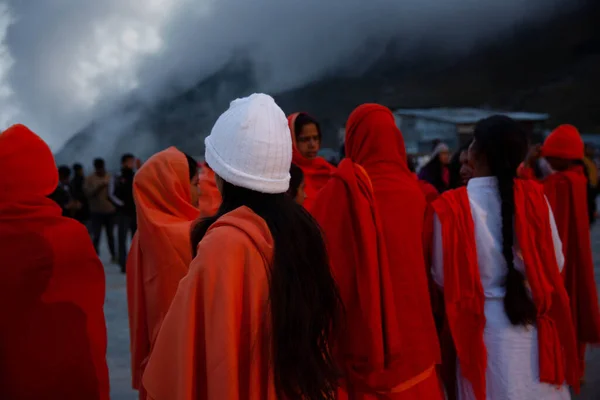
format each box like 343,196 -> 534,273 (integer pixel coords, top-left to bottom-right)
55,0 -> 599,166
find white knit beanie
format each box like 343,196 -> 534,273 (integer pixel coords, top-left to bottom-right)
204,93 -> 292,194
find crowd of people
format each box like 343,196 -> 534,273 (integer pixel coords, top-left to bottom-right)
1,92 -> 600,400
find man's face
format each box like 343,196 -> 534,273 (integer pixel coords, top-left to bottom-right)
123,158 -> 135,170
296,123 -> 320,159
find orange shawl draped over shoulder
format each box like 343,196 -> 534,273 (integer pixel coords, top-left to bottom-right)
311,104 -> 442,399
142,207 -> 277,400
0,125 -> 109,400
126,147 -> 201,393
432,181 -> 580,400
288,112 -> 336,210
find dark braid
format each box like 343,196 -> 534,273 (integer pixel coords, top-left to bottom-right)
473,116 -> 537,326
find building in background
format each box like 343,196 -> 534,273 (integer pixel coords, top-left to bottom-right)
393,108 -> 549,153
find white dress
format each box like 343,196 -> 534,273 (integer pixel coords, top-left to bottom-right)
432,177 -> 570,400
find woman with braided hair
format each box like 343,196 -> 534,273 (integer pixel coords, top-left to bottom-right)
430,115 -> 579,400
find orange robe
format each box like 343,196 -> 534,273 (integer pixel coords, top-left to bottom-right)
521,165 -> 600,377
0,125 -> 109,400
311,104 -> 442,399
197,162 -> 222,217
126,147 -> 201,397
287,113 -> 336,210
432,181 -> 580,399
142,207 -> 277,399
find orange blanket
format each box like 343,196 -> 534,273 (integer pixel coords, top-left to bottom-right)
142,207 -> 277,399
432,181 -> 579,400
288,113 -> 336,210
126,147 -> 201,394
311,104 -> 442,399
0,125 -> 109,400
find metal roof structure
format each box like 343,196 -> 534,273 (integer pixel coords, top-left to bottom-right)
393,108 -> 549,125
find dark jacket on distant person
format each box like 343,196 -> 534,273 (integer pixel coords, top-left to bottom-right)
110,168 -> 136,216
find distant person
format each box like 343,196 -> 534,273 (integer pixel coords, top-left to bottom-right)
448,143 -> 473,189
197,161 -> 222,218
311,104 -> 443,398
72,163 -> 91,223
85,158 -> 116,262
288,112 -> 336,210
0,124 -> 109,399
111,153 -> 137,273
408,154 -> 439,202
49,165 -> 77,217
419,142 -> 451,193
287,163 -> 307,205
521,124 -> 600,381
432,116 -> 579,399
143,94 -> 341,400
127,148 -> 201,400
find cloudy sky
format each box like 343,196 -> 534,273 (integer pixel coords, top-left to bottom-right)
0,0 -> 568,150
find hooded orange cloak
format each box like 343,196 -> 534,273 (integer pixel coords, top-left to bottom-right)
311,104 -> 442,399
142,207 -> 277,399
0,125 -> 109,400
288,112 -> 336,210
126,147 -> 201,395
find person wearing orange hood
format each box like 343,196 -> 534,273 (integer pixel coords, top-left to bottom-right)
431,116 -> 579,400
521,124 -> 600,380
142,94 -> 342,400
288,112 -> 336,209
196,161 -> 222,217
311,104 -> 443,399
0,124 -> 109,400
126,147 -> 201,399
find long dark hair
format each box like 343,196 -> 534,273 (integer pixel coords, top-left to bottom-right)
183,153 -> 198,180
472,115 -> 537,326
287,163 -> 304,199
190,178 -> 342,400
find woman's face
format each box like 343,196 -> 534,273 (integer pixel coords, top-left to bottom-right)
295,180 -> 307,206
468,139 -> 489,177
439,150 -> 451,165
296,123 -> 320,159
459,150 -> 474,184
190,174 -> 200,207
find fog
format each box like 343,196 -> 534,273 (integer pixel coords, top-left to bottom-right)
0,0 -> 569,151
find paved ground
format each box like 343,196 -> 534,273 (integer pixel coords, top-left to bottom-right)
100,225 -> 600,399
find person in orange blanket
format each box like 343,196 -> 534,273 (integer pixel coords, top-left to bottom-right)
431,116 -> 579,400
196,161 -> 222,217
126,147 -> 201,399
0,124 -> 109,400
142,94 -> 342,400
288,112 -> 336,209
311,104 -> 443,399
521,124 -> 600,380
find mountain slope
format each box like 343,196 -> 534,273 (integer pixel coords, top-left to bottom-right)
55,1 -> 599,167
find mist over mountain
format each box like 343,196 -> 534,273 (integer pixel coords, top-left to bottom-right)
54,0 -> 599,168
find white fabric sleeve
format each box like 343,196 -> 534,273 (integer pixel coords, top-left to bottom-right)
545,196 -> 565,272
431,213 -> 445,288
